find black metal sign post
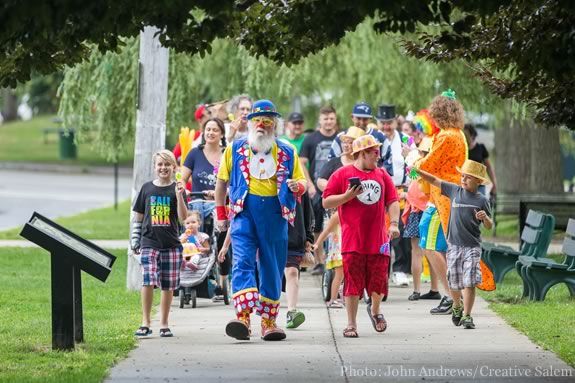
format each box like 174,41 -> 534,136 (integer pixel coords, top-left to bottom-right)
74,267 -> 83,343
20,212 -> 116,351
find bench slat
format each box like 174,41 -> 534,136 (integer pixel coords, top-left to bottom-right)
562,236 -> 575,257
520,226 -> 540,244
525,210 -> 545,228
567,219 -> 575,238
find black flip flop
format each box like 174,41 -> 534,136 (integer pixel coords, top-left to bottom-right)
135,326 -> 152,337
159,328 -> 173,337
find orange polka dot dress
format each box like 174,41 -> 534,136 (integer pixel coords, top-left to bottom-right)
418,128 -> 468,237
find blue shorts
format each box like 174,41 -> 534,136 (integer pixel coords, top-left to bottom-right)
419,206 -> 447,253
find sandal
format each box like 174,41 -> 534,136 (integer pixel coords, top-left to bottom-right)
343,326 -> 358,338
159,328 -> 173,337
134,326 -> 152,337
327,300 -> 344,309
367,303 -> 387,333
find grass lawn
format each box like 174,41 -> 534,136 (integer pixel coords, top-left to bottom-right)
0,115 -> 133,165
479,260 -> 575,367
0,247 -> 154,382
0,200 -> 131,240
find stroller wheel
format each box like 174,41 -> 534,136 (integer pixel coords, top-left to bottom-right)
191,289 -> 197,308
179,290 -> 185,308
222,280 -> 230,305
322,269 -> 334,302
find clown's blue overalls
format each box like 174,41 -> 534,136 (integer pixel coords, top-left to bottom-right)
226,138 -> 297,321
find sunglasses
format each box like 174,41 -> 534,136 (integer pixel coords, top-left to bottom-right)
251,117 -> 275,127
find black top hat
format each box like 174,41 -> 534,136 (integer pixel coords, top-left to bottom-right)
376,104 -> 396,121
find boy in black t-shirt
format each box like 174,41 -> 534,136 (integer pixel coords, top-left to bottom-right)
131,150 -> 188,338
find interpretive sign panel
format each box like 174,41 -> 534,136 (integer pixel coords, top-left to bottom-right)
20,212 -> 117,350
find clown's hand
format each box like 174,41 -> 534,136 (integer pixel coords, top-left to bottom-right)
216,219 -> 229,232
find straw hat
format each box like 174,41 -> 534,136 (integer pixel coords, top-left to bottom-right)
418,136 -> 433,153
456,159 -> 490,185
352,134 -> 382,155
341,126 -> 366,141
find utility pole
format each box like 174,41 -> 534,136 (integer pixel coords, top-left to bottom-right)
127,26 -> 169,290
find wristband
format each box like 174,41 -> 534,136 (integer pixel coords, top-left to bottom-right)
390,220 -> 399,225
216,206 -> 228,221
295,182 -> 305,197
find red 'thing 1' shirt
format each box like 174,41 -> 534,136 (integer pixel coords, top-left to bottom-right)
323,164 -> 398,255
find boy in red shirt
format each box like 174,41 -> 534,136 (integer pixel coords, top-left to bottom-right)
323,135 -> 400,338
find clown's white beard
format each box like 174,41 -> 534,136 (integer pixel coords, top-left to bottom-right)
248,128 -> 275,153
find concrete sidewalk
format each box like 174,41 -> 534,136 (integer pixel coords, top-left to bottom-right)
105,274 -> 573,383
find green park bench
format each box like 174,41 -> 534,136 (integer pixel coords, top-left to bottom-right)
519,218 -> 575,301
481,210 -> 554,284
518,194 -> 575,239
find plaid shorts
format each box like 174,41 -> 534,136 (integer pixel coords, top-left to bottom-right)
446,244 -> 482,290
140,246 -> 183,290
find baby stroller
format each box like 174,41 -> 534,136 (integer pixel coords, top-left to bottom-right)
179,192 -> 229,308
179,249 -> 217,308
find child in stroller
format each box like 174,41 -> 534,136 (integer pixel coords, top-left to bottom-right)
179,211 -> 215,308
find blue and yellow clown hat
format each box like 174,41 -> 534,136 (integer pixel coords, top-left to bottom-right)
247,99 -> 281,120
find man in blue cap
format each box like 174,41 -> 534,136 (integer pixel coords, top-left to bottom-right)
330,101 -> 391,174
215,99 -> 307,341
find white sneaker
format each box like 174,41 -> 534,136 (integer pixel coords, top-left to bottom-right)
395,272 -> 409,287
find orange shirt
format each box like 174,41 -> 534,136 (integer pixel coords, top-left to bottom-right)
419,128 -> 468,236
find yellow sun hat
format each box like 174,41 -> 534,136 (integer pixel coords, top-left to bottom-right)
456,159 -> 490,185
351,134 -> 382,155
341,126 -> 367,141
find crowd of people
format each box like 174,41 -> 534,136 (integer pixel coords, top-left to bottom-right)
130,90 -> 496,340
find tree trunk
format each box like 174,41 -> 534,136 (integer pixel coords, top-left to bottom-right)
127,26 -> 170,291
495,112 -> 563,213
2,88 -> 18,121
528,122 -> 563,193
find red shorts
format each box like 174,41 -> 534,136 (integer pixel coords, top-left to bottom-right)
342,252 -> 389,297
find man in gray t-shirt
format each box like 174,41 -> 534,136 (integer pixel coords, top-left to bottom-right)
441,182 -> 491,248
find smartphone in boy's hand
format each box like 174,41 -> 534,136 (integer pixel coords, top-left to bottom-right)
349,177 -> 361,188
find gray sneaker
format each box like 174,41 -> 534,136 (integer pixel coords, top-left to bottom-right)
460,315 -> 475,329
430,296 -> 453,315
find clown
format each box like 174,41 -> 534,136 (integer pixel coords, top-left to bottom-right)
215,99 -> 306,341
416,90 -> 468,315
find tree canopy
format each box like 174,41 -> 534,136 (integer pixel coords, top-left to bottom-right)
2,0 -> 573,128
58,19 -> 502,161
